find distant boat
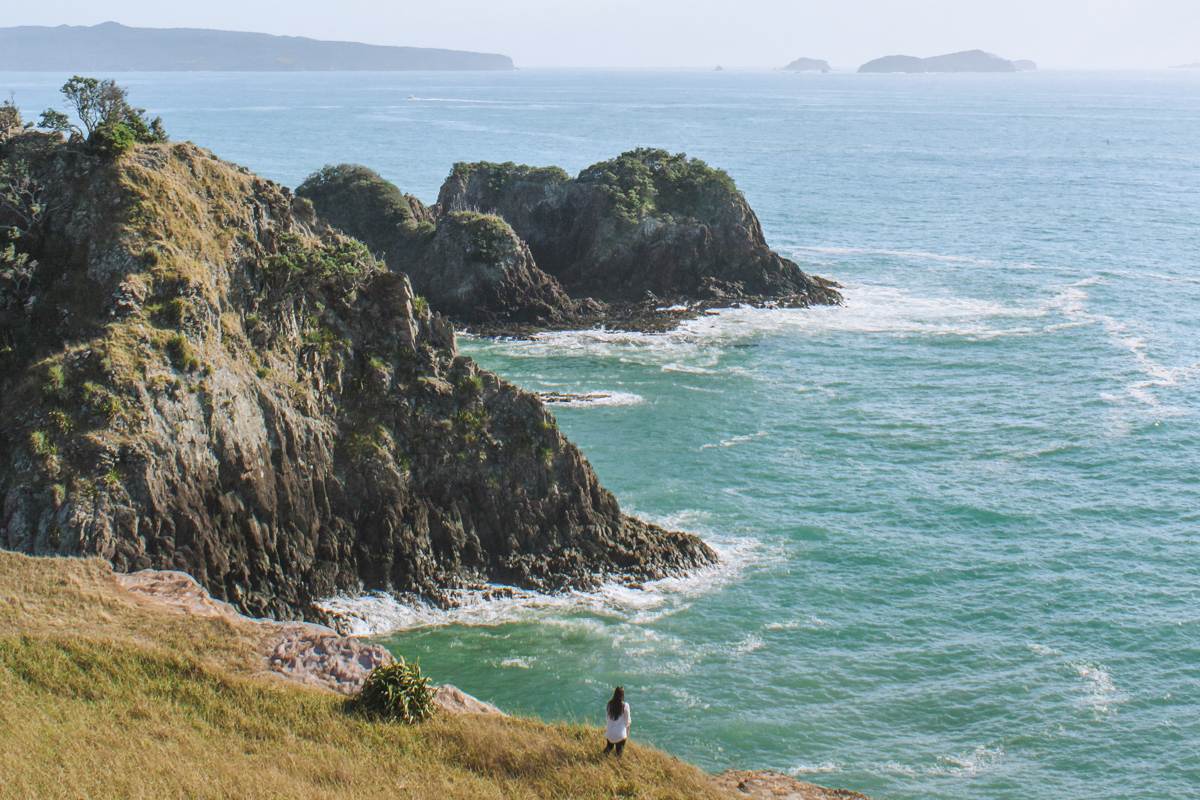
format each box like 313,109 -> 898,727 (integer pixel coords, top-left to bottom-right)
714,65 -> 724,72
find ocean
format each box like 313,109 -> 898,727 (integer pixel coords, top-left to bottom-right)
6,68 -> 1197,799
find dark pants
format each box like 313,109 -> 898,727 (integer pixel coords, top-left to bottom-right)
604,739 -> 626,757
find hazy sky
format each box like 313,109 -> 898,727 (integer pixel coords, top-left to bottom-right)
8,1 -> 1199,69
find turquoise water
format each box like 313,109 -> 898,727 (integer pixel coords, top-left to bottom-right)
6,70 -> 1198,798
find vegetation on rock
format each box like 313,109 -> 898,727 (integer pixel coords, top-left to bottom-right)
439,149 -> 842,306
299,165 -> 579,331
38,76 -> 167,155
352,659 -> 437,724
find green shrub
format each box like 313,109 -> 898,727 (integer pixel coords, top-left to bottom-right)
351,659 -> 435,724
42,364 -> 67,399
411,295 -> 429,317
165,334 -> 200,372
29,430 -> 57,457
81,382 -> 127,421
90,122 -> 137,156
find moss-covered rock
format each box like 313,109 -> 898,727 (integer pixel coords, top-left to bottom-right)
438,148 -> 842,306
298,164 -> 579,330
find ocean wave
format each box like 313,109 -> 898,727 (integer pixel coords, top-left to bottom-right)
700,430 -> 769,450
315,527 -> 763,636
497,656 -> 535,669
932,745 -> 1006,777
470,282 -> 1065,369
537,390 -> 645,408
1072,662 -> 1124,715
1050,277 -> 1200,413
880,745 -> 1005,779
788,761 -> 842,775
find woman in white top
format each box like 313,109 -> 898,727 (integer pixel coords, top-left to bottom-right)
603,686 -> 631,757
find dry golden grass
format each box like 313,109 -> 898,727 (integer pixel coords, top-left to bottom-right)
0,552 -> 731,800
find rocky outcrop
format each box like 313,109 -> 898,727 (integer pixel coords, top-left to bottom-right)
116,564 -> 500,710
436,149 -> 842,308
859,50 -> 1024,73
713,771 -> 870,799
783,58 -> 831,73
297,165 -> 581,331
0,133 -> 714,621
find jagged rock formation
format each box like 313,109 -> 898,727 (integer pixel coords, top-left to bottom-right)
436,149 -> 842,307
297,165 -> 580,330
859,50 -> 1027,73
783,57 -> 832,73
0,21 -> 515,71
0,133 -> 714,621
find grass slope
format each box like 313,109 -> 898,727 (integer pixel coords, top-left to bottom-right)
0,552 -> 728,799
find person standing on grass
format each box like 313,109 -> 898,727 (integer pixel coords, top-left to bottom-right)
603,686 -> 631,757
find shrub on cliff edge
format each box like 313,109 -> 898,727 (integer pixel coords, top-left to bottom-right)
352,659 -> 436,724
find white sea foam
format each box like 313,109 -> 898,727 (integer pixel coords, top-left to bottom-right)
1027,642 -> 1064,657
788,761 -> 842,775
764,614 -> 828,631
732,633 -> 765,654
315,526 -> 763,635
1050,277 -> 1200,413
537,390 -> 645,408
1073,662 -> 1124,714
932,745 -> 1006,777
700,431 -> 769,450
497,656 -> 534,669
472,282 -> 1065,371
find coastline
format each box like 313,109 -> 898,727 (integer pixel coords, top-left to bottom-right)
108,558 -> 866,798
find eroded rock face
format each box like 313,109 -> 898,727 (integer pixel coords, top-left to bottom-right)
436,149 -> 842,307
0,136 -> 714,620
297,165 -> 579,329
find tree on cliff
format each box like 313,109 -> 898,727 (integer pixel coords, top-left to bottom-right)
38,76 -> 167,152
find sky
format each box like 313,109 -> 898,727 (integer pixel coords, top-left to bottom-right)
5,0 -> 1199,69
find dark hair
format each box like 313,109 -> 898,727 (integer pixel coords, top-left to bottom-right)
607,686 -> 625,720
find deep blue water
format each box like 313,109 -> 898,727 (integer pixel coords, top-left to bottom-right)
5,69 -> 1198,799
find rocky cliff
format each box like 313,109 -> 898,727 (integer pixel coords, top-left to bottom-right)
297,165 -> 581,331
0,132 -> 714,620
436,149 -> 842,308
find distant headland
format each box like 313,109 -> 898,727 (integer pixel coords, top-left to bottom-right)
0,21 -> 515,71
858,49 -> 1036,73
1171,62 -> 1200,69
783,57 -> 832,73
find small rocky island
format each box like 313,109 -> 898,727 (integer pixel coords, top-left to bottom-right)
859,49 -> 1035,73
299,150 -> 841,335
0,100 -> 714,621
783,57 -> 832,73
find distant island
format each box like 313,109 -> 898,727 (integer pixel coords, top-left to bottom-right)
1171,62 -> 1200,69
0,21 -> 514,71
858,49 -> 1035,73
783,57 -> 831,73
